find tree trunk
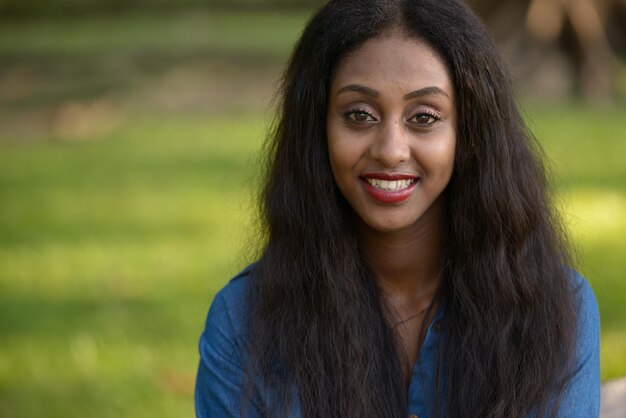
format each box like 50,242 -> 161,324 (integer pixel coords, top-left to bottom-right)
467,0 -> 625,102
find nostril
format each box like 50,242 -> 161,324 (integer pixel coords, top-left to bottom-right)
370,137 -> 411,167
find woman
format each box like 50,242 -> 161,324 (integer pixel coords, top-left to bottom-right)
195,0 -> 600,417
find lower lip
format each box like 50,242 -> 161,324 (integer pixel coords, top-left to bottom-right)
361,178 -> 418,203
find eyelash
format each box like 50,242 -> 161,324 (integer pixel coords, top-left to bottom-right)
344,107 -> 375,122
343,108 -> 441,126
408,110 -> 441,126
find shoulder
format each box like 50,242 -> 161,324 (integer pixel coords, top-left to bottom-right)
568,270 -> 600,343
198,262 -> 258,373
567,270 -> 600,375
569,269 -> 595,301
195,264 -> 263,417
202,263 -> 257,346
554,269 -> 601,417
208,263 -> 256,316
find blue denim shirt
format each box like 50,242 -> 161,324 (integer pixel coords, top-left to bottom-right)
195,264 -> 600,417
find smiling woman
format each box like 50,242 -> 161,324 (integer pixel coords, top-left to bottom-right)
194,1 -> 600,417
327,31 -> 456,235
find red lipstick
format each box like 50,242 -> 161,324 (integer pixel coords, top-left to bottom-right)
360,172 -> 418,204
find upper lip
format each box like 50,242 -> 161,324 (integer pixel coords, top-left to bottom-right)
360,172 -> 418,181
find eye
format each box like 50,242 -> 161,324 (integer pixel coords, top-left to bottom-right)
409,111 -> 440,126
345,109 -> 377,123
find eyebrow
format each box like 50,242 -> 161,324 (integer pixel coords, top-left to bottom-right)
335,84 -> 449,100
403,86 -> 449,100
336,84 -> 379,97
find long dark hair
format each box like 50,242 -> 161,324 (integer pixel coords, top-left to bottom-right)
246,0 -> 577,417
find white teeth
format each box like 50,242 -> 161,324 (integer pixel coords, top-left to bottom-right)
365,178 -> 416,191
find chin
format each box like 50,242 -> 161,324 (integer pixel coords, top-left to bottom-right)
361,216 -> 420,234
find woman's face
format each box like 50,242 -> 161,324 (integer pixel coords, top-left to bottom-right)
327,31 -> 456,234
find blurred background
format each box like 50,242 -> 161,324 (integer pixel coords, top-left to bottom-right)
0,0 -> 624,417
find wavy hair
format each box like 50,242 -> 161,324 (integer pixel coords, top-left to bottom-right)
246,0 -> 577,417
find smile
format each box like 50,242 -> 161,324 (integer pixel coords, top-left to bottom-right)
360,173 -> 419,204
364,178 -> 416,191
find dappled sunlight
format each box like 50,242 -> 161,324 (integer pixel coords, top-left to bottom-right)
558,189 -> 626,243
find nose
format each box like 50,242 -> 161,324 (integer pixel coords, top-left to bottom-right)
369,120 -> 411,167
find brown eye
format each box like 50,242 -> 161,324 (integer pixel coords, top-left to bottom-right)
346,110 -> 376,122
410,112 -> 439,126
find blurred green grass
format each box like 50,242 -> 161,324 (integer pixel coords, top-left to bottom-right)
0,10 -> 309,56
0,10 -> 625,418
0,115 -> 265,418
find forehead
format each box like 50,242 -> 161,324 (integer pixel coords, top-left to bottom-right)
331,31 -> 453,97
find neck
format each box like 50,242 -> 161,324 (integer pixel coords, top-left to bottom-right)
358,197 -> 446,313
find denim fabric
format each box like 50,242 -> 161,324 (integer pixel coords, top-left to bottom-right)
195,264 -> 600,418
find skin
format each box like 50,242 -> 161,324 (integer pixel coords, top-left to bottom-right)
326,29 -> 457,380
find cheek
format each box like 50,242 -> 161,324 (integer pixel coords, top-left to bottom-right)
421,135 -> 456,180
327,130 -> 360,180
327,137 -> 345,191
442,139 -> 456,175
328,142 -> 353,188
